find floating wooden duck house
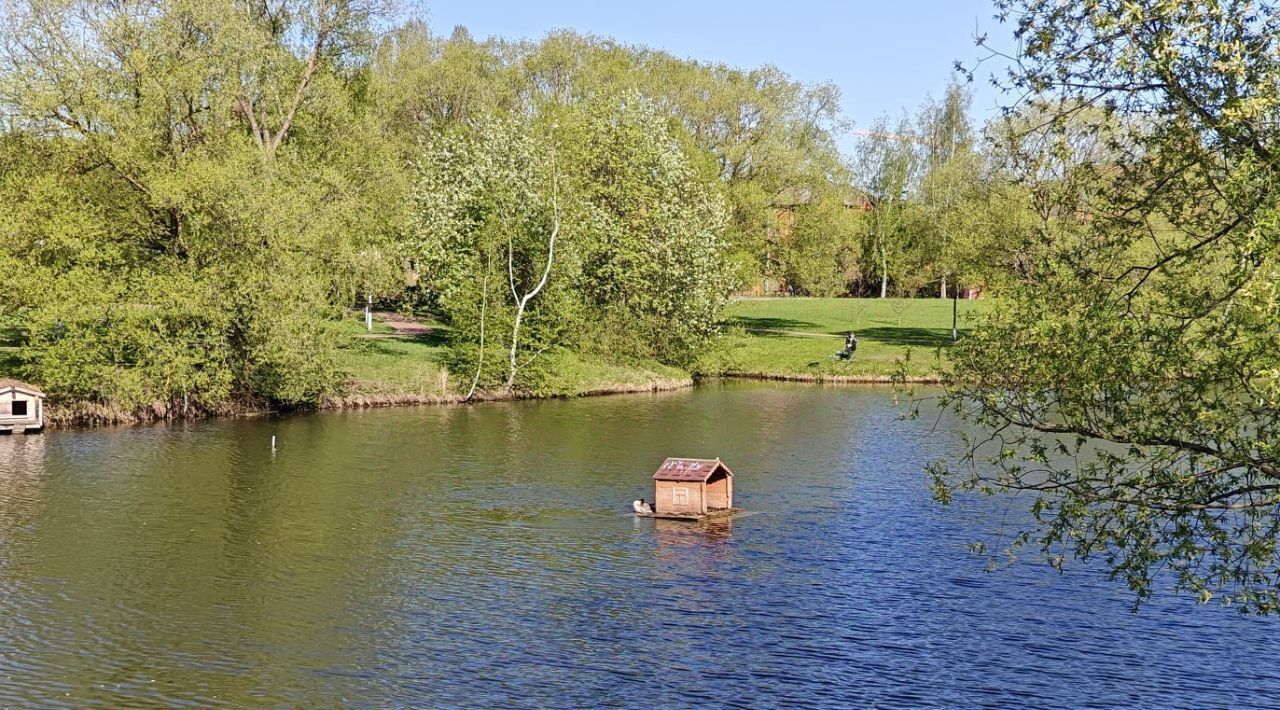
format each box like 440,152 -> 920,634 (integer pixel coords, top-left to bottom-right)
0,379 -> 44,434
649,457 -> 735,520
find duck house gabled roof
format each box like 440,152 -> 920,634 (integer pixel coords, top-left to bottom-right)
0,379 -> 44,397
653,458 -> 734,482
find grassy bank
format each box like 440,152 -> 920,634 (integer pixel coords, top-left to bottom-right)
333,317 -> 451,397
332,315 -> 691,407
698,297 -> 988,381
26,297 -> 979,426
337,297 -> 985,403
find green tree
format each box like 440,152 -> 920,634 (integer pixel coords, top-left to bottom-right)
916,82 -> 978,298
934,0 -> 1280,612
779,191 -> 865,297
369,19 -> 513,143
569,96 -> 733,362
374,28 -> 851,295
411,96 -> 731,391
476,31 -> 851,291
0,0 -> 405,415
854,116 -> 920,297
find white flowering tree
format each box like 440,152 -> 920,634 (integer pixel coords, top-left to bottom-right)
411,96 -> 732,391
411,118 -> 561,392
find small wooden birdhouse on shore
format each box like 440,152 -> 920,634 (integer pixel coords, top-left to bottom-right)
650,458 -> 735,520
0,379 -> 44,434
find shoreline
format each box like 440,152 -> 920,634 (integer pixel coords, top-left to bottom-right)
714,371 -> 943,385
319,375 -> 696,412
36,371 -> 945,430
40,375 -> 696,429
17,298 -> 967,431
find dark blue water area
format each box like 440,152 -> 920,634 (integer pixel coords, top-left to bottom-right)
2,382 -> 1278,708
333,385 -> 1280,709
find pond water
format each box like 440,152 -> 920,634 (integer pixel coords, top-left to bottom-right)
0,381 -> 1277,707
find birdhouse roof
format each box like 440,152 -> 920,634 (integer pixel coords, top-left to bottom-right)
652,458 -> 734,482
0,379 -> 44,397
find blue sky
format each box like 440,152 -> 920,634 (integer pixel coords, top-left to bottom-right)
418,1 -> 1014,154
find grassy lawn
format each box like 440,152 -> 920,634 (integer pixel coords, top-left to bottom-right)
700,297 -> 991,379
332,297 -> 987,397
518,350 -> 689,396
333,312 -> 689,398
333,314 -> 452,396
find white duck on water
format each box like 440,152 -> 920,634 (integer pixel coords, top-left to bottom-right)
632,498 -> 654,515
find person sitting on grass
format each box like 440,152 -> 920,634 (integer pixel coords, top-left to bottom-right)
836,331 -> 858,360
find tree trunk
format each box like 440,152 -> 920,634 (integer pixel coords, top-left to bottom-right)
505,158 -> 560,390
952,288 -> 959,342
464,255 -> 492,402
506,299 -> 527,389
941,273 -> 947,299
879,241 -> 889,298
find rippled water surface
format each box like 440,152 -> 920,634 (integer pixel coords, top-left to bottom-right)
1,382 -> 1278,707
